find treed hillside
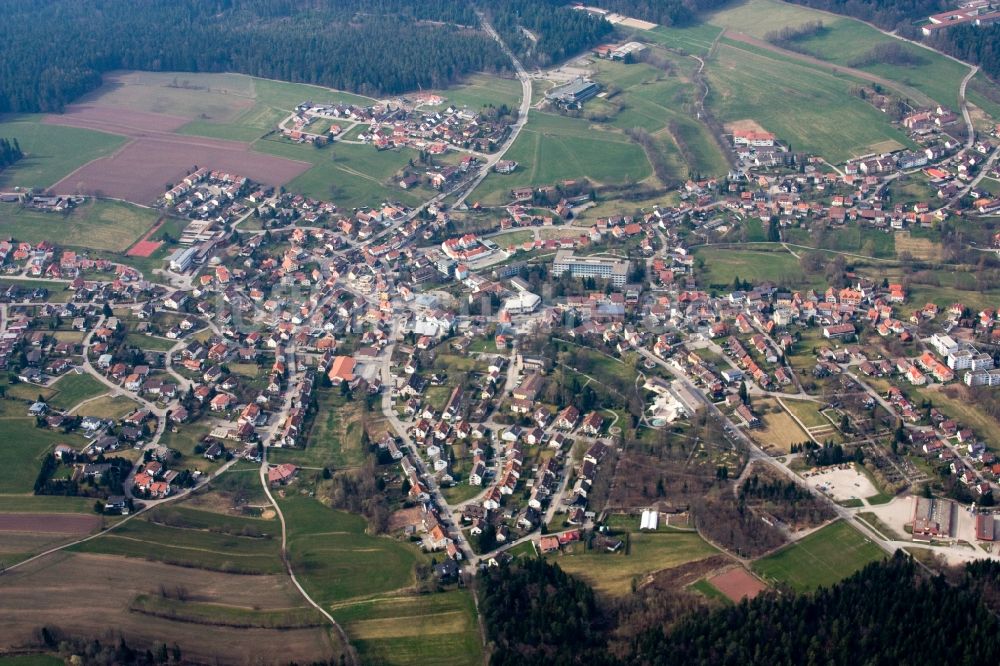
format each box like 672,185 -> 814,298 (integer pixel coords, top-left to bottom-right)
487,0 -> 615,67
782,0 -> 946,30
928,24 -> 1000,82
581,0 -> 737,26
0,0 -> 510,113
479,554 -> 1000,666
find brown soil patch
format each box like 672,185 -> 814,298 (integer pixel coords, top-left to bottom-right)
707,566 -> 767,602
388,507 -> 424,533
646,554 -> 733,591
724,118 -> 769,134
895,231 -> 942,261
45,105 -> 310,204
0,552 -> 339,663
0,513 -> 100,534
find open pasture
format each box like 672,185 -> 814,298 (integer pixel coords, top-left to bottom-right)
0,199 -> 160,252
0,118 -> 125,191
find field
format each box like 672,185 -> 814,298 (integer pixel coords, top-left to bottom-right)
254,137 -> 426,209
331,591 -> 482,666
280,495 -> 427,605
752,520 -> 885,592
0,551 -> 340,664
748,398 -> 812,453
0,117 -> 126,191
46,105 -> 311,204
0,199 -> 160,252
705,40 -> 913,163
426,73 -> 523,112
694,246 -> 811,289
473,111 -> 652,204
71,511 -> 284,574
552,530 -> 719,595
269,390 -> 366,470
47,372 -> 108,411
0,409 -> 89,493
76,394 -> 142,420
644,23 -> 723,56
77,71 -> 256,122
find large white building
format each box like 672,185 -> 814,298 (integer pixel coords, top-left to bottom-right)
947,348 -> 994,371
552,250 -> 630,287
965,368 -> 1000,387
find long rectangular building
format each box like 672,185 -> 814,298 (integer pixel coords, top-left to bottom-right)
552,250 -> 629,287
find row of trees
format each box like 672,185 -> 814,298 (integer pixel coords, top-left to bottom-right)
0,137 -> 22,170
0,0 -> 511,112
929,24 -> 1000,82
783,0 -> 946,31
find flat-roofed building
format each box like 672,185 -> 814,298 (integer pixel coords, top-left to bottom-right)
552,250 -> 629,287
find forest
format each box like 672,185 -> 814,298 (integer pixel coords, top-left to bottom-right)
0,0 -> 511,112
0,138 -> 22,170
581,0 -> 736,27
487,0 -> 615,67
479,554 -> 1000,666
928,24 -> 1000,81
782,0 -> 946,31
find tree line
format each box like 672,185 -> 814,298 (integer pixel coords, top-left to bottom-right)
584,0 -> 737,27
0,0 -> 511,112
782,0 -> 946,32
479,553 -> 1000,665
928,24 -> 1000,82
0,137 -> 22,170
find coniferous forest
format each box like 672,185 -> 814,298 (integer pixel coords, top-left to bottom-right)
479,554 -> 1000,666
0,0 -> 511,113
0,138 -> 23,170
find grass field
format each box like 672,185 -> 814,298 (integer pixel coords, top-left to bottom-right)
0,494 -> 97,513
695,246 -> 811,289
0,411 -> 88,493
0,199 -> 160,252
752,520 -> 884,592
644,23 -> 724,55
125,332 -> 178,352
269,390 -> 365,470
281,495 -> 427,605
0,118 -> 126,190
253,137 -> 424,209
71,511 -> 283,574
47,372 -> 108,411
749,398 -> 812,452
782,399 -> 831,429
74,394 -> 142,420
690,577 -> 733,603
473,111 -> 652,204
706,40 -> 913,162
427,74 -> 523,112
552,530 -> 718,595
332,591 -> 482,666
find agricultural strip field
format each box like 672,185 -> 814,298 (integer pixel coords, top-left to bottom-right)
331,591 -> 482,666
705,40 -> 914,163
0,199 -> 160,252
0,552 -> 340,663
45,104 -> 310,203
551,530 -> 719,596
0,118 -> 126,191
70,509 -> 283,574
752,520 -> 885,592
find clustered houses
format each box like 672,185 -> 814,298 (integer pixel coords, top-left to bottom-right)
354,101 -> 511,154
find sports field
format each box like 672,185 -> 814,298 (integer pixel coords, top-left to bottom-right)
752,520 -> 885,592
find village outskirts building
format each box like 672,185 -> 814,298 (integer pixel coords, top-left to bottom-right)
545,77 -> 601,108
